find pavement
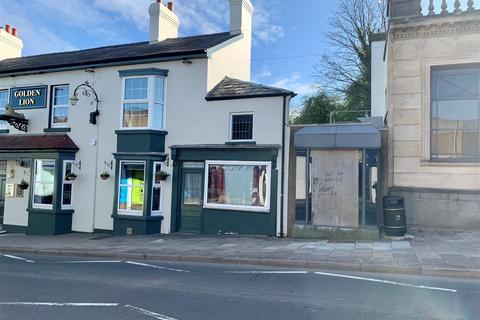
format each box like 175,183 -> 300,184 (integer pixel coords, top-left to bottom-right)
1,229 -> 480,279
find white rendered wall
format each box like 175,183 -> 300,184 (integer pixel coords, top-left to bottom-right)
371,40 -> 387,118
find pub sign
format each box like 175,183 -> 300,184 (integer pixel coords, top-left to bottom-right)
10,85 -> 47,109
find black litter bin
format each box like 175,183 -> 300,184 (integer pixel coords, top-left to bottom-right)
383,196 -> 406,237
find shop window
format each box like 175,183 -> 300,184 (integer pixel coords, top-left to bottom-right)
431,65 -> 480,161
230,113 -> 254,141
151,162 -> 163,215
62,161 -> 74,208
0,89 -> 8,128
33,160 -> 56,208
118,161 -> 145,215
204,161 -> 270,212
121,76 -> 165,129
51,85 -> 70,127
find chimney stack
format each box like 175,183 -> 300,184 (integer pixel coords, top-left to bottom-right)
149,0 -> 179,43
0,24 -> 23,60
229,0 -> 254,35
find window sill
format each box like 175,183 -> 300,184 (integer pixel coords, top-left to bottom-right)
44,127 -> 71,133
420,160 -> 480,167
225,141 -> 257,145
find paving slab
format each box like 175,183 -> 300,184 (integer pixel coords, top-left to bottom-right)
1,230 -> 480,279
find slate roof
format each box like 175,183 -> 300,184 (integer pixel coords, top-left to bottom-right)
206,77 -> 296,101
0,134 -> 79,151
0,32 -> 237,76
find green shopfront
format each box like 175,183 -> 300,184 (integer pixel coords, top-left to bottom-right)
170,145 -> 280,236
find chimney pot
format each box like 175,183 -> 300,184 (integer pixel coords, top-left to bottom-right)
12,28 -> 17,37
5,24 -> 11,34
167,2 -> 173,11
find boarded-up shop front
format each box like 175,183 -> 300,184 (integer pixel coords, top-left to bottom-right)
292,124 -> 381,239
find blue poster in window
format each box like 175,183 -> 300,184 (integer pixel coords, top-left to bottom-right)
10,86 -> 47,109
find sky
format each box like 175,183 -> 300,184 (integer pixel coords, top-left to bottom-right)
0,0 -> 341,108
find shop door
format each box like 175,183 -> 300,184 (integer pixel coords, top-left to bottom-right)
0,161 -> 6,224
179,167 -> 204,234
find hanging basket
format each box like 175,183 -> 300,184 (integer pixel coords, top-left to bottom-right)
18,179 -> 29,190
65,173 -> 77,181
158,171 -> 170,181
100,172 -> 110,180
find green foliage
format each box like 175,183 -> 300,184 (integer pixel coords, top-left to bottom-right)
292,92 -> 342,125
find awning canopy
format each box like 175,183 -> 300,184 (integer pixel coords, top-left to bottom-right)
0,134 -> 79,158
294,123 -> 381,149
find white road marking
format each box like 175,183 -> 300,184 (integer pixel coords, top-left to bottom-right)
124,304 -> 178,320
225,270 -> 309,274
2,254 -> 35,263
314,271 -> 457,293
60,260 -> 122,264
0,302 -> 119,307
125,261 -> 190,273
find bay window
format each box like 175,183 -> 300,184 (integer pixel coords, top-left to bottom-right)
118,161 -> 145,215
204,161 -> 271,212
33,160 -> 56,208
121,76 -> 165,129
431,65 -> 480,161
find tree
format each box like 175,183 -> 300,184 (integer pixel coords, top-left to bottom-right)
314,0 -> 387,119
292,92 -> 343,125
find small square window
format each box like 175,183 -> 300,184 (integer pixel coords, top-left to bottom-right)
231,113 -> 253,141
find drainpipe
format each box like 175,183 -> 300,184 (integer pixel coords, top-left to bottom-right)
279,96 -> 287,238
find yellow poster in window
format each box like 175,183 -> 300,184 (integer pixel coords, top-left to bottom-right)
131,178 -> 144,206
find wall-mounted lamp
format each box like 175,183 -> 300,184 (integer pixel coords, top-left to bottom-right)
73,160 -> 82,171
104,160 -> 113,170
70,80 -> 101,125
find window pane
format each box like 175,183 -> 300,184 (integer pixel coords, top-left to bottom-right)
152,102 -> 163,129
154,163 -> 162,184
34,160 -> 55,206
122,103 -> 148,128
0,90 -> 8,126
62,184 -> 72,206
433,100 -> 479,130
64,162 -> 73,179
54,86 -> 69,105
152,187 -> 161,211
436,72 -> 478,100
154,77 -> 165,103
119,163 -> 145,212
183,172 -> 202,205
207,164 -> 268,208
53,106 -> 69,124
432,129 -> 479,160
124,77 -> 148,100
231,114 -> 253,140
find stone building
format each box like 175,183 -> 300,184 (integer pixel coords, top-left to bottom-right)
381,0 -> 480,229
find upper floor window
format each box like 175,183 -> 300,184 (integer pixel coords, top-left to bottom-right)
121,76 -> 165,129
230,113 -> 254,141
431,65 -> 480,162
52,85 -> 70,127
0,90 -> 8,128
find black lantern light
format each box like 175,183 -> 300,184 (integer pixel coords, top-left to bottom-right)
70,81 -> 100,125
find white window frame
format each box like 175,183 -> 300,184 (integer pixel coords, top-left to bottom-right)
51,85 -> 70,127
229,112 -> 254,142
33,159 -> 56,209
61,160 -> 74,209
117,160 -> 146,216
120,76 -> 166,130
203,160 -> 271,212
151,162 -> 163,216
0,88 -> 9,129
